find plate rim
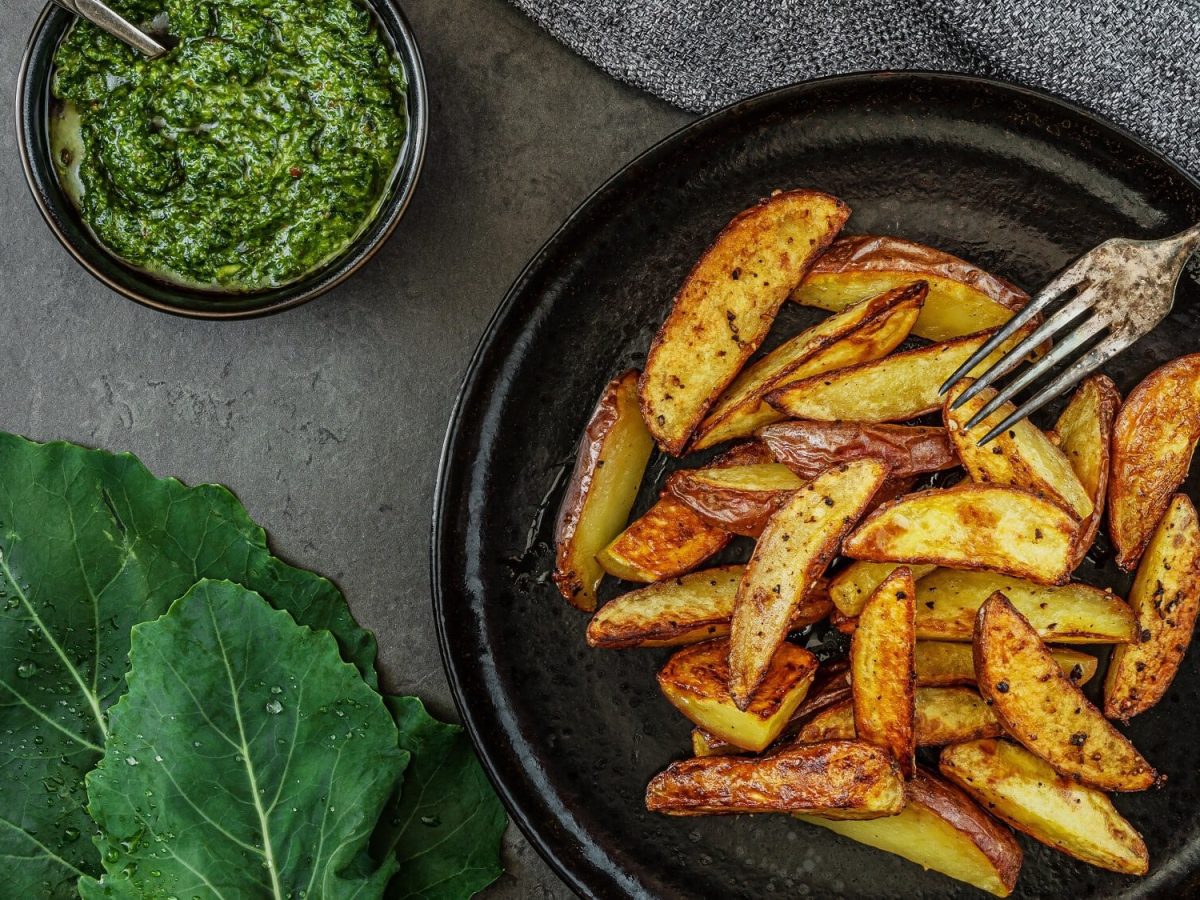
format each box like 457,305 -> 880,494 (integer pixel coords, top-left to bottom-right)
430,69 -> 1200,899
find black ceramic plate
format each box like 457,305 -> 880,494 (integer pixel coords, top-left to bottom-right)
433,73 -> 1200,899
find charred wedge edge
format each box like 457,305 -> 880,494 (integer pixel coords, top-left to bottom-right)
647,740 -> 905,817
852,567 -> 917,775
658,638 -> 818,752
796,769 -> 1022,897
1109,353 -> 1200,570
1104,494 -> 1200,722
692,281 -> 925,449
640,190 -> 849,455
729,459 -> 890,708
945,379 -> 1092,520
791,234 -> 1029,341
844,485 -> 1077,586
940,739 -> 1149,875
553,371 -> 655,611
974,592 -> 1158,792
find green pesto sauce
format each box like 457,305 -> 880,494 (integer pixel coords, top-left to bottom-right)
51,0 -> 407,290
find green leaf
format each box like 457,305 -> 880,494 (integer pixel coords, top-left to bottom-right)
377,697 -> 506,899
0,433 -> 377,896
79,580 -> 406,899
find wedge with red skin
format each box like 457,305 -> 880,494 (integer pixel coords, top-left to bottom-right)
759,420 -> 956,481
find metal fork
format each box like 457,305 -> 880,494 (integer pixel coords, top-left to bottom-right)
940,222 -> 1200,445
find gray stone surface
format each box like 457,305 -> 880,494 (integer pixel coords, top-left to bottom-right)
0,1 -> 690,895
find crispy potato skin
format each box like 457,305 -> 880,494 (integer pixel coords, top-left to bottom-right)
940,739 -> 1149,875
586,565 -> 743,649
829,561 -> 938,617
945,380 -> 1092,520
914,640 -> 1097,687
729,459 -> 890,707
640,190 -> 849,455
844,485 -> 1077,586
1109,353 -> 1200,569
913,568 -> 1135,644
760,421 -> 956,481
646,740 -> 905,817
792,235 -> 1029,341
692,282 -> 925,450
667,463 -> 806,537
1051,375 -> 1120,568
1105,494 -> 1200,721
797,770 -> 1023,897
659,638 -> 818,752
852,568 -> 917,775
798,687 -> 1003,747
974,593 -> 1158,791
553,371 -> 654,610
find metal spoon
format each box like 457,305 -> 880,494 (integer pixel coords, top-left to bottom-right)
51,0 -> 168,58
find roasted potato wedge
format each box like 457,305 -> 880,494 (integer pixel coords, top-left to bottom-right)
640,190 -> 849,454
914,640 -> 1096,687
844,484 -> 1077,585
1051,375 -> 1121,567
659,638 -> 818,752
765,327 -> 1029,423
798,687 -> 1003,747
760,421 -> 956,481
852,567 -> 917,775
647,740 -> 905,817
596,493 -> 730,582
692,282 -> 925,449
667,463 -> 806,537
940,739 -> 1149,875
1105,494 -> 1200,721
945,380 -> 1092,520
829,561 -> 938,617
1109,353 -> 1200,569
913,568 -> 1134,644
797,769 -> 1023,897
730,459 -> 890,706
791,235 -> 1029,341
975,593 -> 1157,791
553,371 -> 655,610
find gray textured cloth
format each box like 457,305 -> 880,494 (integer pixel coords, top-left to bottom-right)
511,0 -> 1200,175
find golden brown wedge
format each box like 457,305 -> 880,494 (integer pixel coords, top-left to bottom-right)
552,371 -> 654,610
1109,353 -> 1200,569
729,459 -> 890,707
829,561 -> 939,617
797,687 -> 1003,747
791,235 -> 1030,341
797,769 -> 1022,897
659,638 -> 818,752
844,484 -> 1077,585
852,568 -> 917,775
945,380 -> 1092,520
1051,375 -> 1121,568
640,190 -> 849,454
765,327 -> 1028,423
647,740 -> 905,817
914,640 -> 1097,687
760,421 -> 957,481
913,568 -> 1135,644
1105,494 -> 1200,722
940,739 -> 1149,875
974,593 -> 1158,791
667,463 -> 806,537
692,282 -> 925,449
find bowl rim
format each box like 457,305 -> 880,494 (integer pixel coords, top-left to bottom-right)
15,0 -> 429,320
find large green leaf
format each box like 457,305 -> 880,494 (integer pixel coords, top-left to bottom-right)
378,697 -> 506,899
0,433 -> 377,896
79,580 -> 405,899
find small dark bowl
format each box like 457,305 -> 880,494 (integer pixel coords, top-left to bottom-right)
16,1 -> 428,319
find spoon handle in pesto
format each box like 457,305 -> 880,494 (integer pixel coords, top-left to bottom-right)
51,0 -> 168,58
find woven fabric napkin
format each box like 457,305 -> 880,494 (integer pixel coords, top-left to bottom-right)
511,0 -> 1200,175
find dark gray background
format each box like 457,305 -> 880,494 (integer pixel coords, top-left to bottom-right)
1,1 -> 688,895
